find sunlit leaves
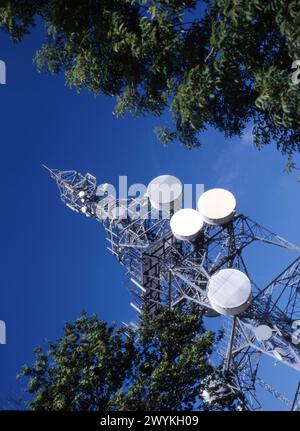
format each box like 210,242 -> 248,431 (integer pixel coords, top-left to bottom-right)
18,308 -> 226,411
1,0 -> 300,161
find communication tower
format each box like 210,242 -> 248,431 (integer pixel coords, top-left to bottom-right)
45,166 -> 300,410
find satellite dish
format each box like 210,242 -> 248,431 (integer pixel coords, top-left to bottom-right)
170,208 -> 204,241
207,268 -> 252,316
81,206 -> 88,213
254,325 -> 273,341
197,188 -> 236,225
147,175 -> 182,211
78,191 -> 85,198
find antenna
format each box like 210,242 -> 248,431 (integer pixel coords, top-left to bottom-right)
207,268 -> 252,316
197,188 -> 236,225
147,174 -> 182,212
42,164 -> 51,172
42,164 -> 60,179
47,169 -> 300,410
170,208 -> 204,241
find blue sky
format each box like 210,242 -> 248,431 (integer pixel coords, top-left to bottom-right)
1,24 -> 300,410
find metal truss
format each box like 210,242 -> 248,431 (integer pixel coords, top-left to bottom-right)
292,381 -> 300,411
46,167 -> 300,410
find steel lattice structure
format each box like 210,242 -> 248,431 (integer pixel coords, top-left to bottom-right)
46,166 -> 300,410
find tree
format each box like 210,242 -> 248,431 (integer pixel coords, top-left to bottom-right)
3,1 -> 298,162
114,307 -> 216,411
18,308 -> 233,411
18,313 -> 136,411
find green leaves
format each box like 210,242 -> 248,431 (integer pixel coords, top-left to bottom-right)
18,313 -> 135,411
113,306 -> 218,411
18,308 -> 228,411
0,0 -> 41,42
1,0 -> 300,161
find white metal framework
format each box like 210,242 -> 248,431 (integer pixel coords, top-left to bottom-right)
46,166 -> 300,410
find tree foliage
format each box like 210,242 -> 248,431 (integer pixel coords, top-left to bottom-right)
2,0 -> 298,158
114,307 -> 216,411
18,314 -> 135,411
18,309 -> 233,411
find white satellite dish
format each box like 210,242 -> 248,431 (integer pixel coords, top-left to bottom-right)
81,206 -> 88,213
147,175 -> 182,211
78,191 -> 85,198
170,208 -> 204,241
207,268 -> 252,316
197,188 -> 236,225
254,325 -> 273,341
